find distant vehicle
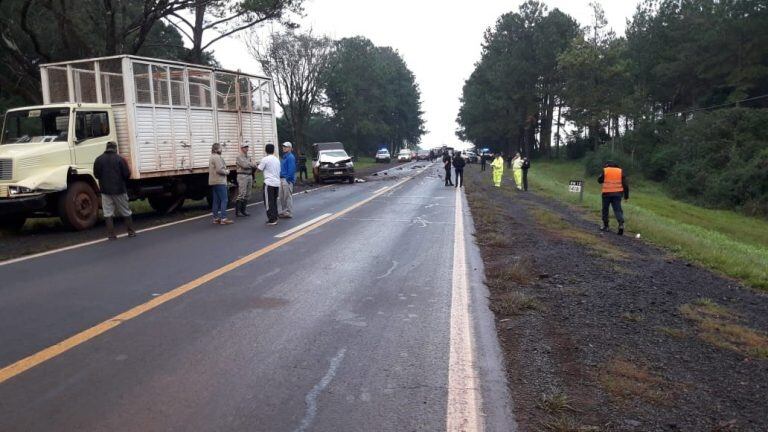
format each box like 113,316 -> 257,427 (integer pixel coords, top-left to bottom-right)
416,150 -> 430,161
375,149 -> 391,163
312,142 -> 354,184
397,149 -> 413,162
465,150 -> 479,163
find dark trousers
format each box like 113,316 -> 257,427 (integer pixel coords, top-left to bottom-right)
444,168 -> 453,186
298,167 -> 308,181
480,159 -> 486,171
264,185 -> 279,222
522,169 -> 528,191
602,193 -> 624,226
454,167 -> 464,187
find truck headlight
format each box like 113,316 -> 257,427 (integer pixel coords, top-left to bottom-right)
9,186 -> 32,195
346,162 -> 353,167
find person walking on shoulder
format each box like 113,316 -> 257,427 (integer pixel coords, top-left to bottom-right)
94,141 -> 136,239
257,143 -> 281,225
209,143 -> 233,225
491,152 -> 504,187
480,152 -> 487,171
443,151 -> 453,186
598,161 -> 629,235
235,143 -> 257,217
279,141 -> 296,218
452,151 -> 466,188
512,152 -> 524,191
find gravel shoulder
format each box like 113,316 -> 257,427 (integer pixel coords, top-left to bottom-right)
463,165 -> 768,432
0,160 -> 406,261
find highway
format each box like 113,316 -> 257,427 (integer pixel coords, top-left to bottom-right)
0,162 -> 514,431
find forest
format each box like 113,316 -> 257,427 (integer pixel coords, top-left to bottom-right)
457,0 -> 768,215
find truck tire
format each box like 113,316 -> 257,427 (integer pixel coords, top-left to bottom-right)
59,181 -> 99,231
0,215 -> 27,232
148,195 -> 184,214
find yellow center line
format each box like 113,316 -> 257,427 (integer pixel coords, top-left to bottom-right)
0,178 -> 410,385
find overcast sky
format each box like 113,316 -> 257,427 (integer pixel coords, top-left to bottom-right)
209,0 -> 641,149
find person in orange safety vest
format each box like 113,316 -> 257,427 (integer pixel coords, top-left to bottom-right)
597,161 -> 629,235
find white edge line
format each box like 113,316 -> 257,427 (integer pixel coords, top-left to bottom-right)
274,213 -> 333,239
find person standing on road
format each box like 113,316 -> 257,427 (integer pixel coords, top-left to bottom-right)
209,143 -> 233,225
297,153 -> 308,183
279,142 -> 296,219
521,156 -> 531,191
598,161 -> 629,235
491,152 -> 504,187
257,143 -> 281,225
512,152 -> 524,191
452,151 -> 466,188
94,141 -> 136,239
480,153 -> 487,171
443,151 -> 453,186
235,143 -> 257,217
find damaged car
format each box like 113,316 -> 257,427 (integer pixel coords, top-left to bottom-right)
312,142 -> 355,184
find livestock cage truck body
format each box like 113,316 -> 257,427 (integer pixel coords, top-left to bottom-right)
0,55 -> 277,230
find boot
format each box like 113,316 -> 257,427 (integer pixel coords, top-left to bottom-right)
241,200 -> 250,216
125,216 -> 136,237
105,217 -> 116,240
617,223 -> 624,236
235,200 -> 243,217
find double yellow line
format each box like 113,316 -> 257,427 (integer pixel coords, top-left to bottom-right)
0,176 -> 412,385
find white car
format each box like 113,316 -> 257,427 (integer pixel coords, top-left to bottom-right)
375,149 -> 391,163
397,149 -> 413,162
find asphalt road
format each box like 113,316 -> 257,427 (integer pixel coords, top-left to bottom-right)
0,162 -> 514,431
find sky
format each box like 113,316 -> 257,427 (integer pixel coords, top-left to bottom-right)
208,0 -> 641,149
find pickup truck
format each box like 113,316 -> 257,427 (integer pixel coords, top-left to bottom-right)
0,55 -> 277,231
312,142 -> 354,183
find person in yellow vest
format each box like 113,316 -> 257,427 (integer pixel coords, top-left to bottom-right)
490,152 -> 504,187
598,161 -> 629,235
511,152 -> 524,190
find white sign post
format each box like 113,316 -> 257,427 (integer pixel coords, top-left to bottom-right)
569,179 -> 584,202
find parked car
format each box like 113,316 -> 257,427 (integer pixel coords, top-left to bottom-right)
416,150 -> 430,161
397,149 -> 413,162
465,150 -> 479,163
312,142 -> 355,184
375,149 -> 391,163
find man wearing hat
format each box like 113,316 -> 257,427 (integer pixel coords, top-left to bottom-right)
235,142 -> 257,217
94,141 -> 136,238
279,141 -> 296,218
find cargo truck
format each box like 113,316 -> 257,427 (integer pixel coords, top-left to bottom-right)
0,55 -> 277,230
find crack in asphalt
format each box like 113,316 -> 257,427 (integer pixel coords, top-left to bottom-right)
294,348 -> 347,432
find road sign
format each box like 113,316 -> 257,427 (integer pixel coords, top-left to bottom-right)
569,180 -> 584,202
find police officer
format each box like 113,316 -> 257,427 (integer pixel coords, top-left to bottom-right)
598,161 -> 629,235
235,143 -> 257,217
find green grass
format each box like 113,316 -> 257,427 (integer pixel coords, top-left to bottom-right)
529,160 -> 768,290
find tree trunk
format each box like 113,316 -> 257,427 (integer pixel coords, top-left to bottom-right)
555,103 -> 562,158
190,1 -> 207,63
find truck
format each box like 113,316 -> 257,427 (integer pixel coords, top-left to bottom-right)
0,55 -> 277,231
312,142 -> 354,184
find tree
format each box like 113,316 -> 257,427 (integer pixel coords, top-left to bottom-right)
166,0 -> 304,63
248,29 -> 332,156
0,0 -> 199,107
323,36 -> 424,155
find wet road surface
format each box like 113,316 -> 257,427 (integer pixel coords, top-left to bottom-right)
0,162 -> 514,431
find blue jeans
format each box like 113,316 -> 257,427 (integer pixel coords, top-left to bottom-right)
602,193 -> 624,226
211,184 -> 228,219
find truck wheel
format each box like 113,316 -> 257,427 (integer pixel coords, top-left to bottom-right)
0,215 -> 27,232
148,195 -> 184,214
59,181 -> 99,230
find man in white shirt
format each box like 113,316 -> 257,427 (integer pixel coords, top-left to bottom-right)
257,143 -> 281,225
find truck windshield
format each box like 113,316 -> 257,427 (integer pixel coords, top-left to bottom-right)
321,150 -> 348,158
2,108 -> 70,145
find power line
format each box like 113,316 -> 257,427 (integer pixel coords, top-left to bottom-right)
663,94 -> 768,117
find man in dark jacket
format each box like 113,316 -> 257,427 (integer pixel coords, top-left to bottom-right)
597,161 -> 629,235
452,152 -> 466,188
94,141 -> 135,239
442,151 -> 453,186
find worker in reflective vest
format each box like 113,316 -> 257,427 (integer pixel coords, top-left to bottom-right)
491,152 -> 505,187
598,161 -> 629,235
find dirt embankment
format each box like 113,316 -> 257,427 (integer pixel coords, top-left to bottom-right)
463,166 -> 768,432
0,161 -> 406,261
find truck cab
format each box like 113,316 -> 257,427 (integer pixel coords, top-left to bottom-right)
0,103 -> 116,230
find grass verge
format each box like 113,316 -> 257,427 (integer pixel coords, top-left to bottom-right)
680,298 -> 768,359
528,160 -> 768,290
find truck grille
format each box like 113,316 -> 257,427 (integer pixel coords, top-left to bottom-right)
0,159 -> 11,180
0,185 -> 8,198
